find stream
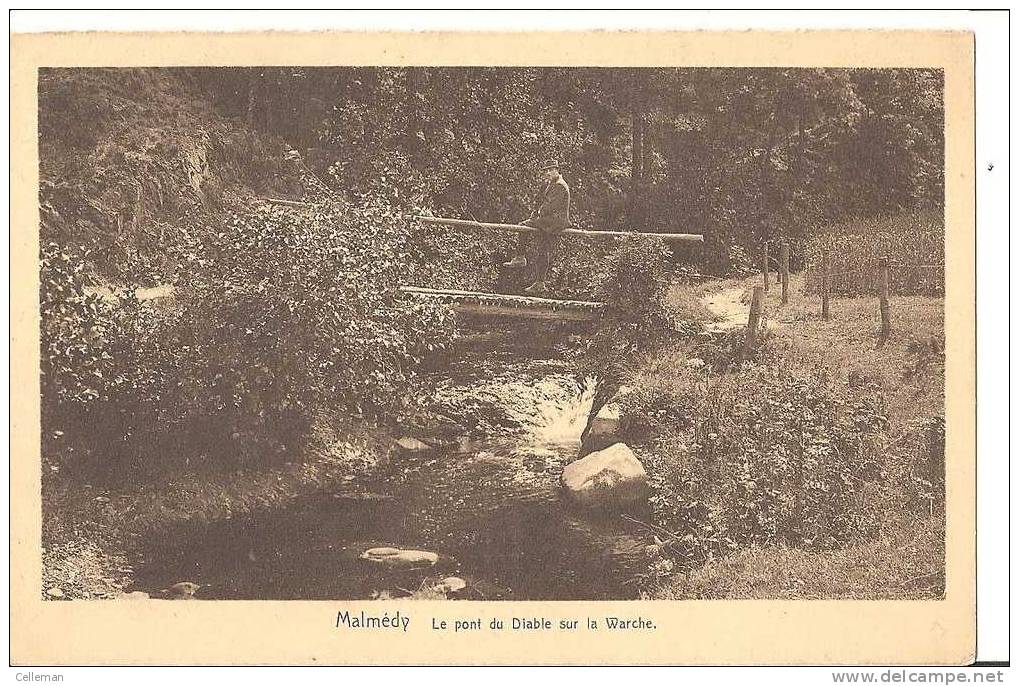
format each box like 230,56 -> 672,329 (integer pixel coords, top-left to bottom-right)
133,327 -> 651,600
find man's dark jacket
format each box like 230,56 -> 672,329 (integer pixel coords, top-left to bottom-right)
524,175 -> 570,233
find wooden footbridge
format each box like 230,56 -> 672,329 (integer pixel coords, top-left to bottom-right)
399,286 -> 606,322
261,200 -> 705,322
402,215 -> 703,322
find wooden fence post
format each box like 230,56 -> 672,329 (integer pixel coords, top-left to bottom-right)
780,242 -> 790,305
763,240 -> 770,292
878,257 -> 891,341
741,286 -> 764,361
821,252 -> 831,321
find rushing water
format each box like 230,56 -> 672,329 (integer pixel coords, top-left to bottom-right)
133,332 -> 650,600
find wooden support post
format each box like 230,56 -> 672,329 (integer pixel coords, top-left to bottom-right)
879,257 -> 891,341
763,241 -> 770,292
780,241 -> 790,305
821,252 -> 831,321
741,286 -> 764,361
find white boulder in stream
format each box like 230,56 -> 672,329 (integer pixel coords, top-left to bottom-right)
395,437 -> 432,453
561,442 -> 648,509
434,576 -> 467,595
360,547 -> 439,569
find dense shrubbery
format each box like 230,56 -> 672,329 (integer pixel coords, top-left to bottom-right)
620,363 -> 890,572
578,238 -> 677,395
40,242 -> 124,408
595,238 -> 673,329
41,199 -> 455,479
39,69 -> 462,481
41,241 -> 162,477
175,199 -> 455,419
905,415 -> 945,515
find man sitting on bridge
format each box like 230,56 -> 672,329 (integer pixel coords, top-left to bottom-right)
503,159 -> 571,295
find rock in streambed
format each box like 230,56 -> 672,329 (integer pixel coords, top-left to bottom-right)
359,547 -> 439,569
561,442 -> 649,509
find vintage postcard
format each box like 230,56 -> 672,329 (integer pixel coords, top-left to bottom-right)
10,29 -> 975,665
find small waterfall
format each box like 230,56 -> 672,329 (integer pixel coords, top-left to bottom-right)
463,373 -> 599,448
524,376 -> 599,446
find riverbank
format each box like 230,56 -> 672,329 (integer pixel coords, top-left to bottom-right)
630,272 -> 945,599
41,414 -> 387,599
37,67 -> 459,600
41,325 -> 606,601
652,510 -> 945,600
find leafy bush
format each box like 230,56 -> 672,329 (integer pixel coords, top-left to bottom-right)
181,199 -> 456,417
621,364 -> 889,566
899,415 -> 945,516
595,238 -> 673,330
40,242 -> 123,408
40,242 -> 168,477
41,199 -> 456,479
688,325 -> 771,373
918,416 -> 945,511
578,238 -> 676,392
725,243 -> 755,278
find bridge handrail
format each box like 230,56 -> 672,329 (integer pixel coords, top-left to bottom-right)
410,216 -> 704,243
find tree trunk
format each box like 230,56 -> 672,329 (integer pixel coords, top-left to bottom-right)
758,143 -> 772,279
631,111 -> 644,183
780,241 -> 790,305
630,109 -> 646,225
246,69 -> 259,128
641,114 -> 653,226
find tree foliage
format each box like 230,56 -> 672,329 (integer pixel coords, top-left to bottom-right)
41,196 -> 455,479
192,66 -> 943,274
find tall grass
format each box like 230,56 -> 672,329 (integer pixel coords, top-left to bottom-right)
804,213 -> 944,296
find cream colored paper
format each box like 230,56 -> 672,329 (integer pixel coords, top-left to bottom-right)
10,30 -> 975,665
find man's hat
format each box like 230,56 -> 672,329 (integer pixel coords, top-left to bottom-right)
537,159 -> 559,172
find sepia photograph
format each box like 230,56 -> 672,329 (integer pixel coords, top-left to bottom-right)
10,22 -> 985,668
38,64 -> 947,603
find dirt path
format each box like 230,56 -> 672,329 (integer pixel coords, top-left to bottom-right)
702,286 -> 749,332
701,278 -> 800,333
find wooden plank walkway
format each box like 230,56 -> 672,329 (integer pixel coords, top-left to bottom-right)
399,286 -> 605,321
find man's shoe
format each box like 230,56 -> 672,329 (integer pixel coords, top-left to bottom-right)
523,281 -> 547,295
502,256 -> 527,268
